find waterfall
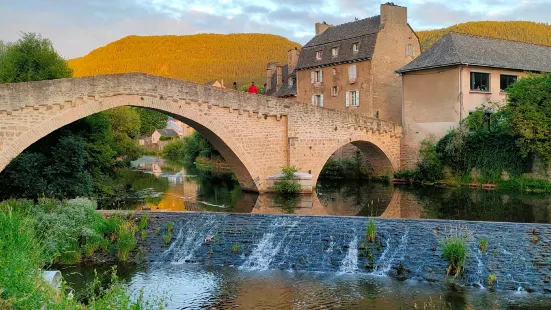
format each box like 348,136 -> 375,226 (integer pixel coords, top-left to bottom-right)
159,215 -> 219,263
339,235 -> 359,274
240,218 -> 298,271
372,228 -> 409,276
473,249 -> 485,289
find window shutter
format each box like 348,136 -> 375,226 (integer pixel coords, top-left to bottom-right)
320,95 -> 324,107
311,71 -> 315,84
312,95 -> 315,105
319,69 -> 323,83
356,91 -> 360,106
345,91 -> 350,107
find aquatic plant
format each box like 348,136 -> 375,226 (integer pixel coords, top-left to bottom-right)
479,239 -> 488,253
117,220 -> 138,262
232,242 -> 241,254
166,221 -> 174,233
366,218 -> 377,243
274,166 -> 300,194
488,274 -> 497,286
156,227 -> 161,235
138,213 -> 150,229
531,236 -> 539,244
163,232 -> 173,245
141,229 -> 147,241
442,238 -> 467,277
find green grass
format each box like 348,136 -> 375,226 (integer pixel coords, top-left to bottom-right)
163,232 -> 173,245
366,218 -> 377,243
166,221 -> 174,233
441,238 -> 467,277
497,177 -> 551,193
117,221 -> 138,262
232,242 -> 240,254
138,213 -> 150,230
479,239 -> 488,253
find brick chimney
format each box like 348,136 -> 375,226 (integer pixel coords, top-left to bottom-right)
380,3 -> 407,25
315,22 -> 332,35
266,63 -> 277,91
287,47 -> 300,73
276,64 -> 283,91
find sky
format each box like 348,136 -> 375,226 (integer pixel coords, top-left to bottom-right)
0,0 -> 550,59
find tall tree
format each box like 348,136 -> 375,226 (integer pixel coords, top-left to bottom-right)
0,33 -> 72,83
134,108 -> 168,136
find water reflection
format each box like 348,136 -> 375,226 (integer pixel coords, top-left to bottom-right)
99,157 -> 551,224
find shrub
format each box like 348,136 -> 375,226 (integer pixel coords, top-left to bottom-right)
138,213 -> 150,229
394,169 -> 418,180
275,166 -> 300,195
442,238 -> 467,277
166,221 -> 174,233
417,139 -> 444,181
479,239 -> 488,253
366,218 -> 377,243
117,221 -> 138,262
162,232 -> 172,245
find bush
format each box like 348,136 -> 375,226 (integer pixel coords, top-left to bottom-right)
442,238 -> 467,277
319,151 -> 372,180
162,232 -> 172,245
275,166 -> 300,195
417,139 -> 444,181
394,169 -> 418,180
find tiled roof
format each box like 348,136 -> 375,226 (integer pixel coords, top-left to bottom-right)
156,128 -> 179,137
296,16 -> 381,70
397,33 -> 551,73
274,69 -> 297,98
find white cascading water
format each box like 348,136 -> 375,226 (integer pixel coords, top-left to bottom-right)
160,216 -> 218,263
372,228 -> 409,276
339,235 -> 359,274
240,218 -> 299,271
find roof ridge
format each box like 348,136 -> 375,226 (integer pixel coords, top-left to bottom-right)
448,31 -> 551,49
329,15 -> 380,29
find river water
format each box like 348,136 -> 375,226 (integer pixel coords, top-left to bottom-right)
64,156 -> 551,309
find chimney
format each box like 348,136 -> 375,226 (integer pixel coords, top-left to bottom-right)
266,63 -> 276,91
380,3 -> 407,25
276,64 -> 283,91
315,22 -> 332,35
287,47 -> 300,73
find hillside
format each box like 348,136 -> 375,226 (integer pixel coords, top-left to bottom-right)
417,21 -> 551,51
68,34 -> 301,86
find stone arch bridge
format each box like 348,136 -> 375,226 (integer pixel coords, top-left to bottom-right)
0,73 -> 402,193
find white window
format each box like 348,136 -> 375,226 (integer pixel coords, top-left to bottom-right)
348,65 -> 357,83
352,42 -> 359,53
332,86 -> 338,96
312,94 -> 324,107
412,45 -> 417,57
406,44 -> 412,56
316,50 -> 323,60
346,91 -> 359,107
311,69 -> 323,83
332,68 -> 337,76
332,47 -> 339,57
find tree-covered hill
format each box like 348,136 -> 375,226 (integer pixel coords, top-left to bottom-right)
68,33 -> 301,86
417,21 -> 551,51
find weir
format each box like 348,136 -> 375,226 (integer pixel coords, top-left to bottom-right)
145,212 -> 551,293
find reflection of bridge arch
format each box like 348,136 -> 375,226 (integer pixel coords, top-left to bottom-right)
0,73 -> 402,192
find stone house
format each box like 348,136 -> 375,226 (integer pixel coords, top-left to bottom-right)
397,33 -> 551,167
265,47 -> 301,98
151,128 -> 179,144
167,117 -> 194,137
294,3 -> 420,123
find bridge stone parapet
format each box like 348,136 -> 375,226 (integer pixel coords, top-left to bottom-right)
0,73 -> 402,192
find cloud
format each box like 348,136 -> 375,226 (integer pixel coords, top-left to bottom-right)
0,0 -> 549,58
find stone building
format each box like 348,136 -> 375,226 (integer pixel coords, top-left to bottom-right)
397,33 -> 551,167
264,47 -> 300,98
167,117 -> 195,137
294,3 -> 419,123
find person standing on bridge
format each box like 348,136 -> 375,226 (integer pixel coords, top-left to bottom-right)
248,82 -> 258,94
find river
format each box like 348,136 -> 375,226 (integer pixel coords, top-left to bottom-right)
62,156 -> 551,309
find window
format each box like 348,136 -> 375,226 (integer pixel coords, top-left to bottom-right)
332,47 -> 339,57
412,45 -> 416,57
352,42 -> 359,53
288,78 -> 293,86
470,72 -> 490,92
316,50 -> 323,60
311,70 -> 323,83
500,74 -> 517,91
348,65 -> 357,83
346,91 -> 359,107
313,94 -> 323,107
332,86 -> 338,96
332,68 -> 337,76
406,44 -> 412,56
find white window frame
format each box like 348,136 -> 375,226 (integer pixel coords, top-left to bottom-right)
348,64 -> 357,83
288,78 -> 293,86
312,94 -> 323,107
406,44 -> 411,56
316,50 -> 323,60
350,91 -> 359,107
331,47 -> 339,57
332,68 -> 337,76
313,69 -> 322,83
332,86 -> 338,96
352,42 -> 359,53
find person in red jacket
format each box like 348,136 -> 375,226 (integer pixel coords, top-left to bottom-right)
247,82 -> 258,94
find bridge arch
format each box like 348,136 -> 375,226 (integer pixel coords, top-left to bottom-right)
310,134 -> 399,187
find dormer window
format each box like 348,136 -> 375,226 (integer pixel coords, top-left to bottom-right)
316,50 -> 323,60
288,78 -> 294,86
352,42 -> 359,53
332,47 -> 339,57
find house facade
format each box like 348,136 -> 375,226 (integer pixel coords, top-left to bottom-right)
167,117 -> 194,137
294,3 -> 420,123
397,33 -> 551,167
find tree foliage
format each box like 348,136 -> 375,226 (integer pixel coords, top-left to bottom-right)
134,108 -> 168,136
418,21 -> 551,51
506,73 -> 551,162
162,131 -> 220,165
68,33 -> 301,86
0,32 -> 72,83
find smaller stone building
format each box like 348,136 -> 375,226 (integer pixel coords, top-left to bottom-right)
397,33 -> 551,167
151,128 -> 179,144
265,47 -> 301,98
